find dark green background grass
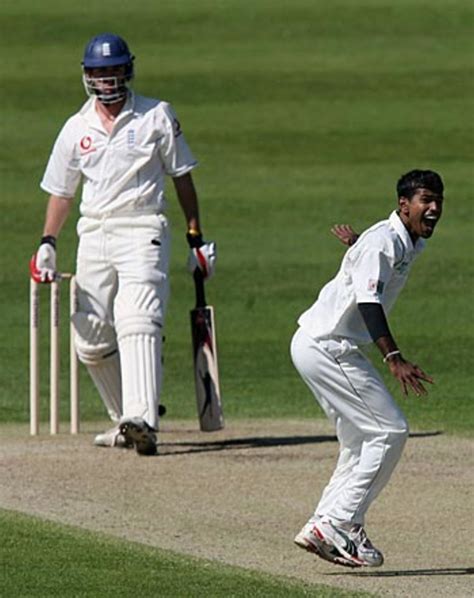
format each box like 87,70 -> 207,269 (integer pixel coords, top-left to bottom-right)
1,0 -> 473,435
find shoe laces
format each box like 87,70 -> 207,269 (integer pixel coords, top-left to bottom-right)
349,525 -> 375,550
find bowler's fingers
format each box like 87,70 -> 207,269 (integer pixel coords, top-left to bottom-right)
400,379 -> 408,397
331,224 -> 350,236
408,377 -> 428,396
398,370 -> 430,397
413,366 -> 434,384
331,225 -> 354,246
407,368 -> 432,396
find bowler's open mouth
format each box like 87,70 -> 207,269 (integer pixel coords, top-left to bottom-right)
422,214 -> 439,228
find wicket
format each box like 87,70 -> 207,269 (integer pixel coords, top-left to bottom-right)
29,273 -> 80,435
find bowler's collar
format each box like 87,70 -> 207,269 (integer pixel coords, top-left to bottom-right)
389,211 -> 425,254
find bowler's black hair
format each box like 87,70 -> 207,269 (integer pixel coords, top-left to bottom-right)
397,169 -> 444,199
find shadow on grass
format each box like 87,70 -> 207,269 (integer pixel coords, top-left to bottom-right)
328,566 -> 473,577
159,431 -> 442,456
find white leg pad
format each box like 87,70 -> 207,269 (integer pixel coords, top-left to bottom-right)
119,334 -> 162,430
72,312 -> 117,364
72,311 -> 121,422
86,351 -> 123,422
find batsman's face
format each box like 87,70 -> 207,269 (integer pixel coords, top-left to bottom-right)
87,65 -> 126,89
83,65 -> 129,104
399,188 -> 444,241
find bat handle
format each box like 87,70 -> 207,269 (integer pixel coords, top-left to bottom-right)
193,268 -> 207,308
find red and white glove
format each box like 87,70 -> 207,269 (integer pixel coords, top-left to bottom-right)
30,237 -> 57,283
186,232 -> 217,279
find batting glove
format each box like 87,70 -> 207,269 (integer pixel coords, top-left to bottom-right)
186,232 -> 217,279
30,236 -> 57,283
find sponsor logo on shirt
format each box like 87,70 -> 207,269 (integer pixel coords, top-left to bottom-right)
368,279 -> 384,294
79,135 -> 96,155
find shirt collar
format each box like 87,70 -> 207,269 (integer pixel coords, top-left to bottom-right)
389,210 -> 425,255
117,91 -> 135,119
79,92 -> 135,128
79,96 -> 96,119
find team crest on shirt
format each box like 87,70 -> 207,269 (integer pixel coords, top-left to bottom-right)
79,135 -> 96,155
368,279 -> 384,294
127,129 -> 136,147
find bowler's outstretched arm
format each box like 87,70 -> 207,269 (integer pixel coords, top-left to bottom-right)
358,302 -> 433,396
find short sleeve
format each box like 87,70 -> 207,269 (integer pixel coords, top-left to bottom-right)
40,120 -> 81,198
351,247 -> 394,304
158,103 -> 198,177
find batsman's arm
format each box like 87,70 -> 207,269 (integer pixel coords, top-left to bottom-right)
358,302 -> 433,396
30,195 -> 73,284
42,194 -> 74,238
174,173 -> 217,279
173,173 -> 201,234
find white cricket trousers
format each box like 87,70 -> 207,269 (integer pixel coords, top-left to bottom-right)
74,213 -> 170,430
290,327 -> 408,526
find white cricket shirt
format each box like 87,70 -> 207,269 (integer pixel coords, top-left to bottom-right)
297,211 -> 426,344
40,92 -> 197,218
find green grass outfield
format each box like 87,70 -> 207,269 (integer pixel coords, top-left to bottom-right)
0,509 -> 370,598
0,1 -> 472,594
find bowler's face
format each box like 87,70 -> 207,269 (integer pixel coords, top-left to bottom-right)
399,188 -> 444,241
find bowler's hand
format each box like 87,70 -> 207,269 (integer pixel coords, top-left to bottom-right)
387,355 -> 434,397
30,239 -> 57,283
331,224 -> 359,247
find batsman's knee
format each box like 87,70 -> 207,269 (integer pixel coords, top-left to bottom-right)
72,312 -> 117,365
114,284 -> 164,340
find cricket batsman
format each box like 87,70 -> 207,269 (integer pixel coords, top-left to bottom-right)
291,169 -> 444,567
29,33 -> 216,455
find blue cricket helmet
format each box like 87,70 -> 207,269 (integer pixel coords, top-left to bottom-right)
81,33 -> 135,104
82,33 -> 134,71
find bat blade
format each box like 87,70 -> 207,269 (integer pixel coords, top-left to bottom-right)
190,304 -> 224,432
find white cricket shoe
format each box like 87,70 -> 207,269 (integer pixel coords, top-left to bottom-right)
312,517 -> 384,567
294,521 -> 360,568
94,425 -> 133,449
119,417 -> 157,456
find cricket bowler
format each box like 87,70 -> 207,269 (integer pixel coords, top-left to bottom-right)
291,169 -> 444,567
29,33 -> 216,454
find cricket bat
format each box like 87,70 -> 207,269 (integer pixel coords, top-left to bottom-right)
190,268 -> 224,431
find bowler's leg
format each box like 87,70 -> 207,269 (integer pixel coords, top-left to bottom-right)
290,327 -> 408,566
